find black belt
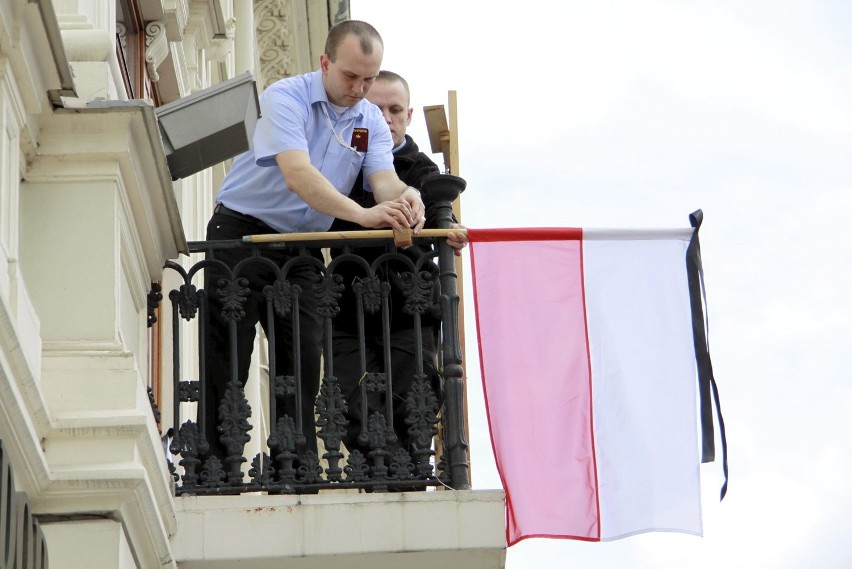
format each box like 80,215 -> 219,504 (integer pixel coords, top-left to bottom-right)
213,203 -> 270,228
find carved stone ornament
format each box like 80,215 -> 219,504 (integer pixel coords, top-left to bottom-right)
116,22 -> 128,51
254,0 -> 294,88
145,21 -> 170,82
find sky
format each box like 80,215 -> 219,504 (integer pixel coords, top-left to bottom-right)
353,2 -> 852,568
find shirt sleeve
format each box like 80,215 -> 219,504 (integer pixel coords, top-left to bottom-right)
253,81 -> 310,167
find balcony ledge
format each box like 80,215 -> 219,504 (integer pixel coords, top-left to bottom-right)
31,99 -> 189,267
172,489 -> 507,569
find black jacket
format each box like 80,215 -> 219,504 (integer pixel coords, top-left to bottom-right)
330,135 -> 443,333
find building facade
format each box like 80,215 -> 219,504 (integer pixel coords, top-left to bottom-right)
0,1 -> 505,567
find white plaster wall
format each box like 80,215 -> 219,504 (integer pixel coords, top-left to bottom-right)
42,519 -> 136,569
19,180 -> 120,346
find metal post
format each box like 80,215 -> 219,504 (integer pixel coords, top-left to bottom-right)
423,174 -> 470,490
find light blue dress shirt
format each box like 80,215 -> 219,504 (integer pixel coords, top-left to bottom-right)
216,70 -> 394,233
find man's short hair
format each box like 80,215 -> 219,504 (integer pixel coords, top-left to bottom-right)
325,20 -> 383,62
376,70 -> 411,105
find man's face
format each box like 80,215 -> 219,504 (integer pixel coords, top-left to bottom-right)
366,80 -> 413,147
320,35 -> 382,107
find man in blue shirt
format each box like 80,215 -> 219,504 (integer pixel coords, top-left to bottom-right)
203,20 -> 425,471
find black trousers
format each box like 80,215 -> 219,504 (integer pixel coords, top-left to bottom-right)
333,324 -> 440,456
204,210 -> 323,461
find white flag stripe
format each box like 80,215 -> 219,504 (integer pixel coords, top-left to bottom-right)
583,237 -> 703,540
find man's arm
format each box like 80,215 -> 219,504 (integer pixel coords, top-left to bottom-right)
276,150 -> 416,231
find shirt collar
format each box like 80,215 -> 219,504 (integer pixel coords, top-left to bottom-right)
309,70 -> 364,121
392,136 -> 408,154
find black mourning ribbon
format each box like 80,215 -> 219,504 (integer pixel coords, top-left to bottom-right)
686,209 -> 728,500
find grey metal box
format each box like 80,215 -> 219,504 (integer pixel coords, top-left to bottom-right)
156,72 -> 260,180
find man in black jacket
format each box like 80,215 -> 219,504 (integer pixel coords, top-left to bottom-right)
329,71 -> 465,458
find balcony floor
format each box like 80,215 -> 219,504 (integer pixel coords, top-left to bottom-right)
172,489 -> 506,569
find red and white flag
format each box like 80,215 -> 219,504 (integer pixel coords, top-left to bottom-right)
469,227 -> 708,544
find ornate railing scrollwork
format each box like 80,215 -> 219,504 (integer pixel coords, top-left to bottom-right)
157,175 -> 469,495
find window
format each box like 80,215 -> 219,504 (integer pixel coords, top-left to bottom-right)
116,0 -> 161,103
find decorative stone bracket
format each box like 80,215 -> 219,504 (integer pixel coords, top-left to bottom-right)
145,21 -> 169,82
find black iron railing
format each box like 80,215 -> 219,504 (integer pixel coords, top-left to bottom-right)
154,175 -> 470,495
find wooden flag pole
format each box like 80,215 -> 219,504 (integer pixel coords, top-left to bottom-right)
242,227 -> 467,244
446,90 -> 473,485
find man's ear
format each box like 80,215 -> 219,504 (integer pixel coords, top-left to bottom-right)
320,54 -> 330,73
406,107 -> 413,125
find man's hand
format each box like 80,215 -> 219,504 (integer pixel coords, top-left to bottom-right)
370,172 -> 425,231
401,187 -> 426,233
356,199 -> 414,232
447,223 -> 468,256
